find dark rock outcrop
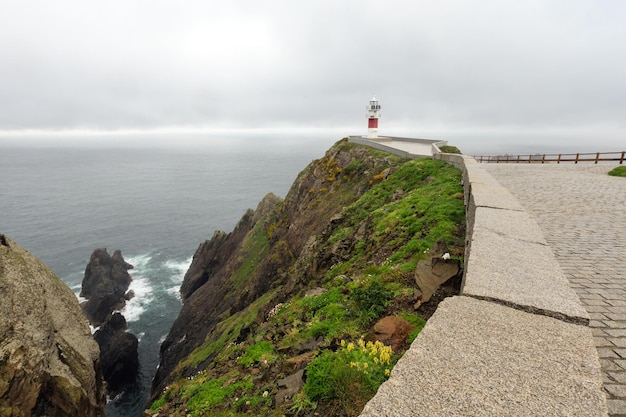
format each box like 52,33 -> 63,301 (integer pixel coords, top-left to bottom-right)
80,248 -> 134,327
0,234 -> 106,416
93,313 -> 139,396
80,248 -> 139,396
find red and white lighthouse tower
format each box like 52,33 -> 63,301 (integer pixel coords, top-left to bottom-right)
366,97 -> 381,138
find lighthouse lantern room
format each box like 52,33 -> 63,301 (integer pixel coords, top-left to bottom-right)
366,97 -> 381,138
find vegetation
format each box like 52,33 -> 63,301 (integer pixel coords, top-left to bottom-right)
303,340 -> 396,415
438,145 -> 462,154
608,166 -> 626,177
149,140 -> 465,417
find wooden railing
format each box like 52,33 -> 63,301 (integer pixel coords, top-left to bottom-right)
474,151 -> 625,164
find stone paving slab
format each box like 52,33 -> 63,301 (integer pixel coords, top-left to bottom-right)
360,296 -> 607,417
468,181 -> 526,213
472,206 -> 547,245
483,163 -> 626,416
464,207 -> 589,322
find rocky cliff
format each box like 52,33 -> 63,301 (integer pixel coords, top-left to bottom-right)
149,139 -> 465,416
0,234 -> 106,417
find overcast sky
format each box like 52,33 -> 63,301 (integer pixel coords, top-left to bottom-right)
0,0 -> 624,152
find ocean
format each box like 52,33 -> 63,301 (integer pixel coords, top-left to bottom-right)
0,133 -> 336,417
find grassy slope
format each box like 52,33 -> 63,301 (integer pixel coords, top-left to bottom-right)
149,142 -> 465,417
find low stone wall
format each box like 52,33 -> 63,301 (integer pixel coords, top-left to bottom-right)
360,153 -> 608,416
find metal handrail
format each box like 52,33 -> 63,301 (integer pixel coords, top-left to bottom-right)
473,151 -> 625,164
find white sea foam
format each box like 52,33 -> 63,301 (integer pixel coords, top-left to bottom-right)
166,285 -> 181,300
74,291 -> 88,304
121,254 -> 155,323
163,257 -> 192,301
164,257 -> 192,283
125,253 -> 153,271
123,275 -> 154,322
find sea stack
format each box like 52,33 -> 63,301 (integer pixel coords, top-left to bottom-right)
80,248 -> 139,396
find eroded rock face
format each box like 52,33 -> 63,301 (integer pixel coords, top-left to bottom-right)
80,248 -> 134,327
93,313 -> 139,396
414,241 -> 462,309
0,234 -> 106,416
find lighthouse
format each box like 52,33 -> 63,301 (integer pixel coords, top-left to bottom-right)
366,97 -> 381,138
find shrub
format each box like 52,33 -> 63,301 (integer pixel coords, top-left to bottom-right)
290,392 -> 317,415
303,339 -> 396,413
351,281 -> 394,319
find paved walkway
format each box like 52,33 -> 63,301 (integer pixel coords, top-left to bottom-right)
482,163 -> 626,416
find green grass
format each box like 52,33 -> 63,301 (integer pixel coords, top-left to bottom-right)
231,224 -> 270,290
438,145 -> 462,154
237,341 -> 277,367
398,312 -> 427,344
178,290 -> 276,371
338,158 -> 464,270
184,373 -> 254,416
608,166 -> 626,177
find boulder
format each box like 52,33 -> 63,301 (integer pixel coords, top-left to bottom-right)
93,313 -> 139,396
276,369 -> 305,405
414,257 -> 461,309
366,316 -> 415,353
80,248 -> 134,327
414,240 -> 461,309
0,234 -> 106,416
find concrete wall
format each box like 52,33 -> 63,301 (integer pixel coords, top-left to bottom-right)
360,153 -> 608,416
348,136 -> 447,159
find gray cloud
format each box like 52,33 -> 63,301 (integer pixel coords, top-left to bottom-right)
0,0 -> 624,151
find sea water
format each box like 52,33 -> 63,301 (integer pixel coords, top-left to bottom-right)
0,133 -> 336,416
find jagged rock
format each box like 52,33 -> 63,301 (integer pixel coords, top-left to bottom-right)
414,257 -> 461,309
0,234 -> 106,416
179,230 -> 229,302
365,316 -> 415,353
413,241 -> 461,308
93,313 -> 139,397
276,369 -> 305,405
80,248 -> 133,327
